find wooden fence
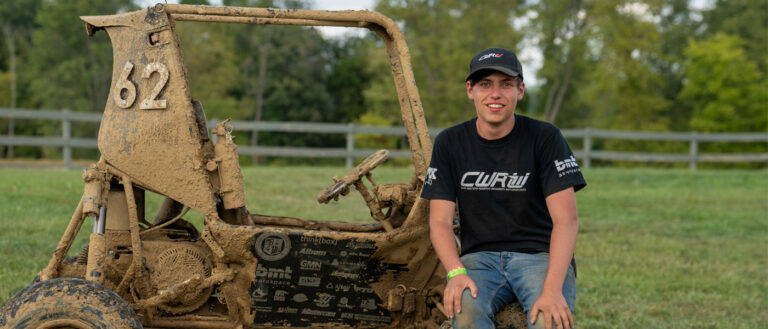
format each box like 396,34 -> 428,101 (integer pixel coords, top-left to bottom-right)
1,108 -> 766,169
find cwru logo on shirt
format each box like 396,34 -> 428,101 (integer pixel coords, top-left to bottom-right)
460,171 -> 530,191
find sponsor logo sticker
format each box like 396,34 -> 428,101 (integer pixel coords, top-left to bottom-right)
299,248 -> 326,256
254,231 -> 291,261
292,293 -> 308,303
300,259 -> 321,271
298,276 -> 321,287
274,290 -> 288,302
313,293 -> 335,307
255,264 -> 292,280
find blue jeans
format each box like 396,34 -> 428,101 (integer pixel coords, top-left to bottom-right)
452,251 -> 576,329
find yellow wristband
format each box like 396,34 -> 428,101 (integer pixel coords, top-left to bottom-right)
447,267 -> 467,280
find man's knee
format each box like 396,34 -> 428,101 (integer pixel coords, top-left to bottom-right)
453,289 -> 493,329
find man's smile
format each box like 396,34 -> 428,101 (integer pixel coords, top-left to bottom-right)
487,103 -> 505,112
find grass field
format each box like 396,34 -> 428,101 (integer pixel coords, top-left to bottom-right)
1,166 -> 766,328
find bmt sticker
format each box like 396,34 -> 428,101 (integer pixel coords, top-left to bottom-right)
254,231 -> 291,261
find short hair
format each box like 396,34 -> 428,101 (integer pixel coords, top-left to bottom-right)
468,69 -> 523,87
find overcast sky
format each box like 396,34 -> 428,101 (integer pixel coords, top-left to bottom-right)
307,0 -> 378,39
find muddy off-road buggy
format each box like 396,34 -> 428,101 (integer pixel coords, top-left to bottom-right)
0,4 -> 529,329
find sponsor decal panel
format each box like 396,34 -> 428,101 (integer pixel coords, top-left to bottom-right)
250,231 -> 391,326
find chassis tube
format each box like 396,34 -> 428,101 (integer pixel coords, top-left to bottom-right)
39,196 -> 85,281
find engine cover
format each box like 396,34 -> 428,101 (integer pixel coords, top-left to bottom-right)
142,241 -> 214,314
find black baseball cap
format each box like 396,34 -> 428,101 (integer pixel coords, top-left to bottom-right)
466,47 -> 523,82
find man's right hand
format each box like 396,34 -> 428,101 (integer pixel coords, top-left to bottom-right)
428,199 -> 477,319
443,273 -> 478,319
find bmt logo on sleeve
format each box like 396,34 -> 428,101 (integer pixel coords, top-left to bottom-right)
554,155 -> 581,177
554,155 -> 579,172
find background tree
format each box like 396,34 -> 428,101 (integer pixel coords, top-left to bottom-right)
369,0 -> 527,127
529,0 -> 591,125
223,0 -> 276,162
25,0 -> 135,159
175,0 -> 241,121
28,0 -> 137,112
702,0 -> 768,74
653,0 -> 700,131
0,0 -> 43,157
679,33 -> 766,133
579,0 -> 669,132
327,37 -> 374,123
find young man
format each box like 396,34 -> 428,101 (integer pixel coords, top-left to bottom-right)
421,47 -> 586,329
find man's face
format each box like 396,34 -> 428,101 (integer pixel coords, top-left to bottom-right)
466,71 -> 525,127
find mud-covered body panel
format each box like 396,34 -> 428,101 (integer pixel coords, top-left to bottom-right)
90,8 -> 218,216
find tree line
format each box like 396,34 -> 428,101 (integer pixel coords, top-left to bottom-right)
0,0 -> 765,165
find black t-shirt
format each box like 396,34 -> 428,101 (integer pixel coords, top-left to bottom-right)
421,115 -> 586,256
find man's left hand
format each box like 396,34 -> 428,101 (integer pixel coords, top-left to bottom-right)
529,290 -> 573,329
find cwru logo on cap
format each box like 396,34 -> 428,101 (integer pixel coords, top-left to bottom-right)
478,53 -> 503,61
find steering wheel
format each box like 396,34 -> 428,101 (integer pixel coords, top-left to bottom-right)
317,149 -> 389,204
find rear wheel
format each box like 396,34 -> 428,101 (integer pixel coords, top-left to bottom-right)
0,277 -> 142,329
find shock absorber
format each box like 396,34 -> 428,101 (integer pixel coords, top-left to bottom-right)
82,166 -> 108,284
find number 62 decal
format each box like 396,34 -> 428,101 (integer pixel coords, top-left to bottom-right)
114,61 -> 169,110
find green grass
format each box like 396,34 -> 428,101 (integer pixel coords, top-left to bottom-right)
1,166 -> 766,328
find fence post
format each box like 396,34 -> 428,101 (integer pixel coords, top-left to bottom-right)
689,132 -> 698,171
5,109 -> 12,159
346,123 -> 355,168
583,127 -> 592,169
62,109 -> 72,168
